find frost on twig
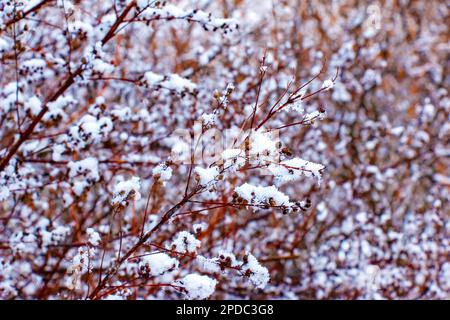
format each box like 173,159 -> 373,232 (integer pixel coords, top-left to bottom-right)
178,274 -> 217,300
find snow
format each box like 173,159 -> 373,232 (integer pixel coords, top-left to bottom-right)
0,37 -> 11,54
152,163 -> 173,183
44,95 -> 76,122
52,144 -> 66,161
234,183 -> 291,207
141,4 -> 238,33
138,252 -> 179,277
322,79 -> 335,90
316,202 -> 329,222
179,274 -> 217,300
201,113 -> 218,127
332,82 -> 352,102
92,58 -> 114,74
21,58 -> 46,71
19,58 -> 48,82
143,71 -> 197,94
284,100 -> 304,113
69,20 -> 94,38
390,126 -> 404,136
196,256 -> 221,273
24,0 -> 41,11
422,101 -> 435,118
24,96 -> 42,116
68,157 -> 100,196
40,225 -> 71,247
103,294 -> 124,300
196,250 -> 241,274
303,110 -> 326,124
66,246 -> 96,290
68,157 -> 99,179
111,106 -> 131,121
218,250 -> 239,268
169,231 -> 201,254
86,228 -> 101,246
268,157 -> 325,183
434,173 -> 450,186
248,130 -> 280,164
0,185 -> 10,201
221,148 -> 245,169
170,138 -> 191,163
194,166 -> 220,186
111,176 -> 142,206
68,114 -> 113,149
242,253 -> 270,289
0,0 -> 448,301
193,222 -> 207,233
361,69 -> 382,90
136,0 -> 153,11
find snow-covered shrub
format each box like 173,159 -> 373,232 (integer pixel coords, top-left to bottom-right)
0,0 -> 448,300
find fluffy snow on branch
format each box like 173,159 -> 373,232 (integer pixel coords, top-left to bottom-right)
1,82 -> 24,113
68,157 -> 99,180
303,110 -> 326,124
152,163 -> 173,183
69,20 -> 94,39
221,148 -> 245,170
40,225 -> 71,247
234,183 -> 291,207
20,58 -> 46,75
86,228 -> 101,247
68,157 -> 100,196
24,96 -> 42,116
140,4 -> 238,33
269,157 -> 325,183
197,250 -> 241,274
138,253 -> 179,277
193,222 -> 208,233
142,71 -> 197,94
44,95 -> 77,122
194,166 -> 220,186
92,58 -> 115,75
111,176 -> 141,207
196,256 -> 221,273
201,113 -> 218,127
68,114 -> 113,149
248,130 -> 280,164
322,79 -> 335,91
169,231 -> 201,254
179,274 -> 217,300
0,37 -> 11,55
284,100 -> 304,113
242,253 -> 270,289
66,246 -> 96,290
0,185 -> 10,202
